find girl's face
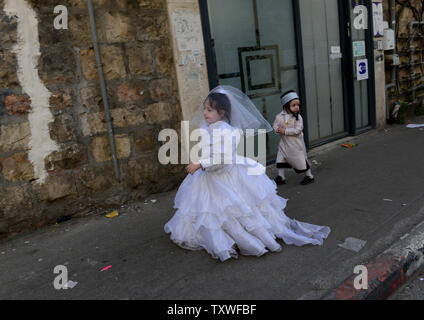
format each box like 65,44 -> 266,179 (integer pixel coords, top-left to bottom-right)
203,99 -> 224,124
288,99 -> 300,114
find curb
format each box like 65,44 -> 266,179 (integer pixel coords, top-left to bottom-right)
324,220 -> 424,300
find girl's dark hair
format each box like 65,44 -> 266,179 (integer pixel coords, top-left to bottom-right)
206,92 -> 232,123
280,90 -> 300,120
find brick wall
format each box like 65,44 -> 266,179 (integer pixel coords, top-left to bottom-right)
0,0 -> 185,239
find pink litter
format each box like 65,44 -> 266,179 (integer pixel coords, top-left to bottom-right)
100,265 -> 112,272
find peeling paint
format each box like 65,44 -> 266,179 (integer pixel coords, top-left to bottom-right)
3,0 -> 59,184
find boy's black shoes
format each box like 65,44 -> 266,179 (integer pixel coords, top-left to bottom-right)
274,176 -> 286,185
300,176 -> 315,185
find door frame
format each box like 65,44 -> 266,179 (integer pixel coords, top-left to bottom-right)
198,0 -> 376,151
340,0 -> 377,135
198,0 -> 309,147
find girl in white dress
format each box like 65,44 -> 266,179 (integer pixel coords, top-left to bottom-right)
164,86 -> 330,262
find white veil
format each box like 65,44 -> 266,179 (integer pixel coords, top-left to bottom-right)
191,85 -> 273,134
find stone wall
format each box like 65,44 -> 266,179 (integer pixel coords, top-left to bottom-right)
383,0 -> 424,118
0,0 -> 185,239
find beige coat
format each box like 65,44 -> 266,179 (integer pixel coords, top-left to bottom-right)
273,110 -> 310,172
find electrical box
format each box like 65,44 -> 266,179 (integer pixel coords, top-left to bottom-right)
384,28 -> 395,50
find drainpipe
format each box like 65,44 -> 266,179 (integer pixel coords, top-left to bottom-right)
87,0 -> 121,181
390,0 -> 397,83
385,0 -> 398,119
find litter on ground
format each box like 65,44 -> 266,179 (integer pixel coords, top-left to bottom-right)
406,124 -> 424,129
106,211 -> 119,218
101,265 -> 112,272
341,143 -> 357,149
64,280 -> 78,289
338,237 -> 367,253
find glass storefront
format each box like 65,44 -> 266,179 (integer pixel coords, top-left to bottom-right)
200,0 -> 375,158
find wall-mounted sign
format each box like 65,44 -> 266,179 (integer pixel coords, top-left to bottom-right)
331,46 -> 341,54
172,10 -> 203,51
353,41 -> 366,57
356,59 -> 368,80
330,53 -> 343,60
372,2 -> 384,37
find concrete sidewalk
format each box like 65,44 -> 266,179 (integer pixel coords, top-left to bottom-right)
0,122 -> 423,300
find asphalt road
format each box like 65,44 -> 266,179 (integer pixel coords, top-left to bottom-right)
0,123 -> 424,299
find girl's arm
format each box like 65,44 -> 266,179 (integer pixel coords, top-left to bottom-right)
284,116 -> 304,136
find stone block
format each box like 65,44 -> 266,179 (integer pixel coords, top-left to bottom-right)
26,0 -> 112,10
80,112 -> 107,136
0,122 -> 31,153
138,0 -> 165,9
155,45 -> 174,75
135,14 -> 168,41
116,81 -> 149,103
32,174 -> 78,202
68,13 -> 105,46
80,85 -> 113,112
50,88 -> 73,110
0,153 -> 34,182
80,106 -> 145,136
75,165 -> 117,193
5,94 -> 32,115
0,185 -> 32,219
91,134 -> 131,162
38,13 -> 70,47
114,0 -> 140,10
127,44 -> 154,76
104,11 -> 135,42
0,52 -> 19,88
40,47 -> 78,86
134,127 -> 160,154
111,106 -> 145,127
127,158 -> 160,187
49,114 -> 76,142
0,14 -> 17,49
79,45 -> 126,81
45,143 -> 88,171
144,102 -> 172,124
149,78 -> 171,100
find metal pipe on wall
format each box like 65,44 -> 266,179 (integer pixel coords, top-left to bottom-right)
87,0 -> 121,181
390,0 -> 397,83
385,0 -> 398,120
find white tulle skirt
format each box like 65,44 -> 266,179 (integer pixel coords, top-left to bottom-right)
164,163 -> 331,262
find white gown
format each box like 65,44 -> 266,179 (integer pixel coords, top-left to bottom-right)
164,120 -> 330,261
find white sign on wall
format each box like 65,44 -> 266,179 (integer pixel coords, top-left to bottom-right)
172,10 -> 203,51
356,59 -> 369,80
372,2 -> 384,37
